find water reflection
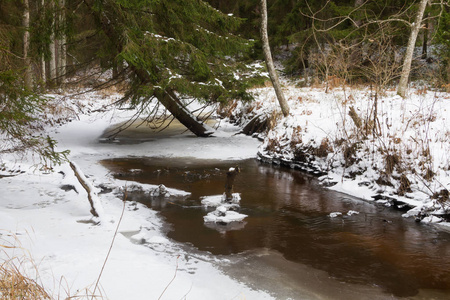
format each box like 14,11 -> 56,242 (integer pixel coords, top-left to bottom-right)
101,157 -> 450,297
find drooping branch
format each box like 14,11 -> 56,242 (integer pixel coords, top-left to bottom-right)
84,0 -> 215,137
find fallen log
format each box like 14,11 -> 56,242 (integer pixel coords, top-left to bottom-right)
69,161 -> 100,217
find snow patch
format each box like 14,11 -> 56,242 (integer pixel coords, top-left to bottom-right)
329,212 -> 342,218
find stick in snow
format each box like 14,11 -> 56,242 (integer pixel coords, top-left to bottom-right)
69,161 -> 99,217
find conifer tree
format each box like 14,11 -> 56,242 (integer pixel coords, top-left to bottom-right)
0,1 -> 67,164
84,0 -> 261,136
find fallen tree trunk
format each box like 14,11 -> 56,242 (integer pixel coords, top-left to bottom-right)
241,113 -> 269,135
69,161 -> 99,217
154,88 -> 214,137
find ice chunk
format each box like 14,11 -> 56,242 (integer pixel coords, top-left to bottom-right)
204,208 -> 247,224
347,210 -> 360,216
201,193 -> 241,207
329,212 -> 342,218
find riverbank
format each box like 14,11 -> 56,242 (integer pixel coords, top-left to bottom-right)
0,88 -> 273,299
226,83 -> 450,226
0,82 -> 449,299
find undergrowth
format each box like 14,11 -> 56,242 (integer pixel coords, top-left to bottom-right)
223,81 -> 450,218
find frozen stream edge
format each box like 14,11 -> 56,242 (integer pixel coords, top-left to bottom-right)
1,87 -> 449,299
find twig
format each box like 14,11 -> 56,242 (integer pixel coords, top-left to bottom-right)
91,188 -> 128,300
158,255 -> 180,300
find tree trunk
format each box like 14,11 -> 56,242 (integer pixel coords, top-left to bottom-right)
23,0 -> 32,89
422,12 -> 428,59
224,166 -> 240,201
85,0 -> 214,137
48,0 -> 57,82
397,0 -> 428,98
58,0 -> 66,82
260,0 -> 290,117
154,88 -> 214,137
49,32 -> 57,81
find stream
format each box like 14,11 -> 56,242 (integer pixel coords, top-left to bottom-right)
101,157 -> 450,299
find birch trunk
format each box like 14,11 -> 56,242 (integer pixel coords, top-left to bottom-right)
397,0 -> 428,98
58,0 -> 66,81
41,0 -> 46,82
260,0 -> 290,117
23,0 -> 32,88
49,0 -> 57,81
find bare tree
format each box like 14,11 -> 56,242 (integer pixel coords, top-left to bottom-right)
41,0 -> 46,83
260,0 -> 290,117
397,0 -> 428,98
58,0 -> 67,82
23,0 -> 32,88
49,0 -> 57,82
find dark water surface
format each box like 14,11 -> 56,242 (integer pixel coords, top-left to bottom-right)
101,157 -> 450,299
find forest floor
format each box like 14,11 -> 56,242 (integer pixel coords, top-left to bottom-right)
0,77 -> 449,299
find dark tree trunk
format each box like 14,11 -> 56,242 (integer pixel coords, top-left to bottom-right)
154,89 -> 214,137
224,166 -> 240,201
422,13 -> 429,59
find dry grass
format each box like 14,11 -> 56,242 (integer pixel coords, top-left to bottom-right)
0,254 -> 51,300
0,234 -> 104,300
0,264 -> 48,299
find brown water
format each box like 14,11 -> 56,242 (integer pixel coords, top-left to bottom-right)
101,157 -> 450,299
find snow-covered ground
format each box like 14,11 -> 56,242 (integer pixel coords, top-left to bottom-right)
0,90 -> 270,299
231,83 -> 449,225
1,80 -> 449,298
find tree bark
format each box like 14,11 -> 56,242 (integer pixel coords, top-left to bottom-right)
23,0 -> 32,89
224,166 -> 240,201
397,0 -> 428,98
154,88 -> 214,137
69,161 -> 99,217
58,0 -> 66,82
422,12 -> 429,59
260,0 -> 290,117
49,17 -> 56,81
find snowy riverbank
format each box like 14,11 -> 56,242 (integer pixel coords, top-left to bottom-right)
228,83 -> 450,226
1,82 -> 449,298
0,89 -> 271,299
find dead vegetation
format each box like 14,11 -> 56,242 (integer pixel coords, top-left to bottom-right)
0,258 -> 51,300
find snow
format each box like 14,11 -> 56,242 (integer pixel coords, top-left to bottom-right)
203,206 -> 248,224
1,78 -> 449,299
201,193 -> 246,224
347,210 -> 360,216
329,212 -> 343,218
201,193 -> 241,207
0,89 -> 269,299
231,82 -> 449,222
